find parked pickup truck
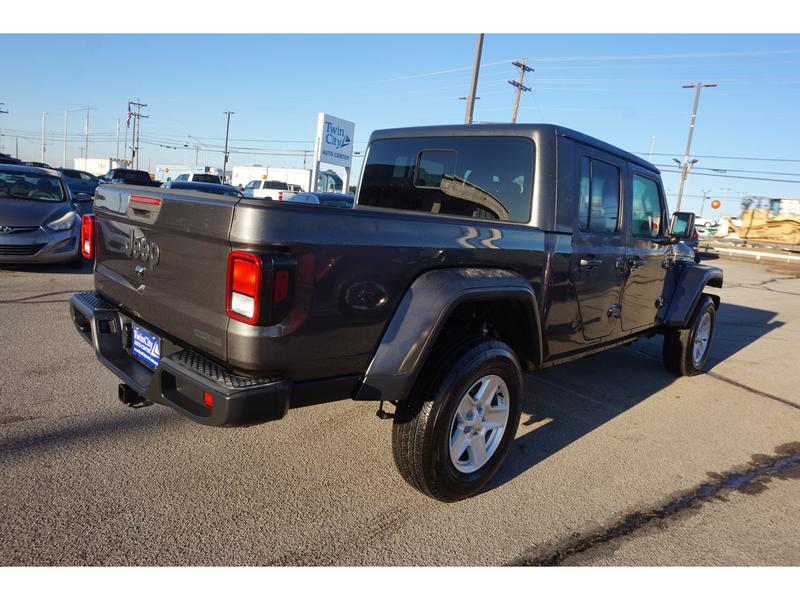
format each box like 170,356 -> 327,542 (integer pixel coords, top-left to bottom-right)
99,168 -> 162,187
70,124 -> 722,501
242,179 -> 297,202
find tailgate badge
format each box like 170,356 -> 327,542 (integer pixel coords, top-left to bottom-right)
125,230 -> 160,268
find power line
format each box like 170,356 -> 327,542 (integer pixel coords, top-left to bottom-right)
652,163 -> 800,177
659,168 -> 800,184
374,48 -> 800,83
638,151 -> 800,163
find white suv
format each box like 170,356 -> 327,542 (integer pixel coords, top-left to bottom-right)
173,172 -> 222,184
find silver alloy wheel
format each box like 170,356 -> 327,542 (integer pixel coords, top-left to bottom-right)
449,374 -> 510,474
693,311 -> 712,365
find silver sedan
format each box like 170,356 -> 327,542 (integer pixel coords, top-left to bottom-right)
0,164 -> 93,265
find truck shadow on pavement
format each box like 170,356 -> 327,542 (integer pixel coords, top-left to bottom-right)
0,409 -> 181,461
0,260 -> 93,276
487,302 -> 785,493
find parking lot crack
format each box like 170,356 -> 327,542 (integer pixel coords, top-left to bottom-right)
507,443 -> 800,566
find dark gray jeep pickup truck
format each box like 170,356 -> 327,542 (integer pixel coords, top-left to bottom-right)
70,124 -> 722,501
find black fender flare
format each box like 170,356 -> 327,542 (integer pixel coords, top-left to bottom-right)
354,267 -> 543,403
662,262 -> 723,328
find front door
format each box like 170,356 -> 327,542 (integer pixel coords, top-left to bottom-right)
620,171 -> 671,331
570,153 -> 627,341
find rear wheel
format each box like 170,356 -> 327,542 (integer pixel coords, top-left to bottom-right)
391,338 -> 522,502
663,295 -> 716,376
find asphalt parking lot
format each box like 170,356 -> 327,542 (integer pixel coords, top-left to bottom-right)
1,257 -> 798,566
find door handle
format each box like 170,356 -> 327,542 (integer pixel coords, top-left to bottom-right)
627,256 -> 646,271
579,257 -> 603,268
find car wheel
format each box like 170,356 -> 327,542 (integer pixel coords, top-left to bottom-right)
391,337 -> 522,502
663,295 -> 716,376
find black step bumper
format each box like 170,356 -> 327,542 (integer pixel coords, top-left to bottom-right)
69,291 -> 291,426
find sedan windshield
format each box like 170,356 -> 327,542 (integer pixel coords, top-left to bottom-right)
0,170 -> 66,202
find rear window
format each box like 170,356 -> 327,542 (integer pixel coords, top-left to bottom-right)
192,173 -> 221,183
119,170 -> 150,182
358,136 -> 534,223
265,180 -> 289,190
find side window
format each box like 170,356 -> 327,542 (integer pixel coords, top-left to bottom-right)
577,157 -> 620,233
176,173 -> 189,181
631,175 -> 664,238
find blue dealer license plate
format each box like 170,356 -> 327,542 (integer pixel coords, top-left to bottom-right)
131,324 -> 161,369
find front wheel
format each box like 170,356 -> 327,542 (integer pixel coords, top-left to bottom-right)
663,295 -> 716,376
391,338 -> 522,502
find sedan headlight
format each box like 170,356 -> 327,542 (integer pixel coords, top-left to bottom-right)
46,211 -> 77,232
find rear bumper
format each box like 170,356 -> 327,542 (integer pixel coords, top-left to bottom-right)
69,291 -> 291,426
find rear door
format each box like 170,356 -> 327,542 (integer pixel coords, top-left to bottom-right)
92,186 -> 237,361
570,151 -> 627,341
620,169 -> 671,331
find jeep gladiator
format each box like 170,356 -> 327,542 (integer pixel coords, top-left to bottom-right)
70,124 -> 722,501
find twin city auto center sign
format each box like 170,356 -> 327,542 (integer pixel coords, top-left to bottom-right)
314,113 -> 355,168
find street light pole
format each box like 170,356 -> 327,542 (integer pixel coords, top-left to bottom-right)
222,112 -> 234,183
676,82 -> 717,211
464,34 -> 484,125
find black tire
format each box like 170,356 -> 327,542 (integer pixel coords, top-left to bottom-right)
663,295 -> 716,376
392,338 -> 522,502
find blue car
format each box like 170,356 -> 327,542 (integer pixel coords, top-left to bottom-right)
58,168 -> 102,197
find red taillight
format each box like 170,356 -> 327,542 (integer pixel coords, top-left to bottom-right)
80,214 -> 95,259
277,191 -> 283,201
130,195 -> 161,206
203,391 -> 213,409
226,252 -> 261,324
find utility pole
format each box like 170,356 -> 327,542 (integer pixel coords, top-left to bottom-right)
648,135 -> 656,160
129,99 -> 148,170
464,34 -> 484,125
84,108 -> 91,163
116,118 -> 120,160
222,111 -> 234,183
699,189 -> 711,218
508,59 -> 534,124
124,100 -> 130,166
40,112 -> 47,163
63,111 -> 68,168
676,82 -> 717,211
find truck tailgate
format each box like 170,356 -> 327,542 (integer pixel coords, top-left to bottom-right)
92,185 -> 235,362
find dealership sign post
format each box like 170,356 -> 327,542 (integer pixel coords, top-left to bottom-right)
311,113 -> 355,193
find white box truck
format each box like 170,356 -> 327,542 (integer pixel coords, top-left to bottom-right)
74,158 -> 127,177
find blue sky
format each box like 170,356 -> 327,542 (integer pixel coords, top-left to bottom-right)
1,33 -> 799,217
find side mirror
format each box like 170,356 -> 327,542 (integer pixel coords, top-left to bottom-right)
73,192 -> 93,203
669,211 -> 695,239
